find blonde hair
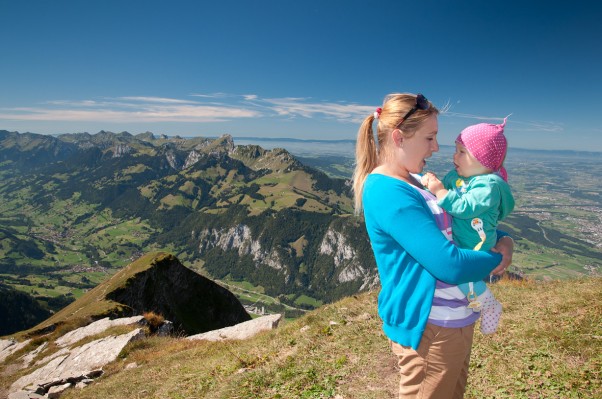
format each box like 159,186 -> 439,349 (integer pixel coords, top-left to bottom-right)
352,93 -> 439,214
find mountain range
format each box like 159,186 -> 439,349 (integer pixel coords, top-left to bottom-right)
0,129 -> 376,333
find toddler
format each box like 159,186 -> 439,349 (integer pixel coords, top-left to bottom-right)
422,117 -> 515,334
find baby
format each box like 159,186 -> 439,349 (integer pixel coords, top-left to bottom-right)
422,118 -> 515,334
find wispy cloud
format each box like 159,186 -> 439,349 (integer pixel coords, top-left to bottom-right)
261,97 -> 373,123
0,93 -> 566,135
442,111 -> 563,133
119,96 -> 197,104
0,95 -> 261,123
0,94 -> 375,125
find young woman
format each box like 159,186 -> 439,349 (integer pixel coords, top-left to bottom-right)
352,93 -> 513,398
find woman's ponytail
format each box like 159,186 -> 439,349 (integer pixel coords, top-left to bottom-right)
352,114 -> 378,214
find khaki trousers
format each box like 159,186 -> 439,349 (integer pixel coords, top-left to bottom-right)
390,323 -> 475,399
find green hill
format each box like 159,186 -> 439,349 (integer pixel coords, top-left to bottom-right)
31,277 -> 596,399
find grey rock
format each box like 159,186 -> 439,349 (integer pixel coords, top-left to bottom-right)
187,314 -> 282,342
7,392 -> 30,399
33,348 -> 69,367
47,383 -> 72,399
198,224 -> 284,270
125,362 -> 138,370
75,378 -> 95,389
156,320 -> 174,336
19,342 -> 48,369
10,328 -> 144,394
55,316 -> 144,347
0,339 -> 31,363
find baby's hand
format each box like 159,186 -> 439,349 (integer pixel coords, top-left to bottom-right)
421,172 -> 444,193
420,173 -> 432,187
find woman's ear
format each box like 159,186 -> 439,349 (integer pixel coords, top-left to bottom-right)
391,129 -> 403,148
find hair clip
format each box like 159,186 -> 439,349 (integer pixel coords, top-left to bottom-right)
374,107 -> 382,119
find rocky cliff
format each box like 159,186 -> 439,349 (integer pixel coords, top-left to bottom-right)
106,253 -> 251,334
198,216 -> 379,302
28,252 -> 250,337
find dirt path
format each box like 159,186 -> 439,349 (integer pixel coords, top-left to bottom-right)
340,345 -> 399,398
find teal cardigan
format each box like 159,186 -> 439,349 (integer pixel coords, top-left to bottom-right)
362,174 -> 503,349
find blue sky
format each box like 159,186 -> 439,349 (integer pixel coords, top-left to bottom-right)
1,1 -> 601,151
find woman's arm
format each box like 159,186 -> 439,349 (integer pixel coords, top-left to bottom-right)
370,182 -> 502,284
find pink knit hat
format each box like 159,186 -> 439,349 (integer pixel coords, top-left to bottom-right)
456,117 -> 509,181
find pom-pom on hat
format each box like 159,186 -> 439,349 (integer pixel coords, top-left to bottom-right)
456,117 -> 509,181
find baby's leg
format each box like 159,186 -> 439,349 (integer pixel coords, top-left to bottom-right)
479,289 -> 502,334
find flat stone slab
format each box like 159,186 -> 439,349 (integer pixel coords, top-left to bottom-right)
1,339 -> 32,364
55,316 -> 144,347
10,328 -> 144,394
19,342 -> 48,369
187,314 -> 282,342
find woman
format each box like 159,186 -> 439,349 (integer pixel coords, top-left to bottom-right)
352,93 -> 513,398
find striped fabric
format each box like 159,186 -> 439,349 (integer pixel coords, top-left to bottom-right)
410,177 -> 480,327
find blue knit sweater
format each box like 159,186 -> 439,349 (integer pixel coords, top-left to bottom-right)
362,174 -> 502,349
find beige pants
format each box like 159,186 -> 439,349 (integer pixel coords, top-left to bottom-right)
390,323 -> 475,399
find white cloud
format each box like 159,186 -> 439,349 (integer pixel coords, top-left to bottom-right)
261,97 -> 373,123
442,112 -> 563,133
0,96 -> 260,123
189,93 -> 230,99
45,100 -> 101,107
0,94 -> 375,125
119,96 -> 197,104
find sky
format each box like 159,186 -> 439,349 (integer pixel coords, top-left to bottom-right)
1,1 -> 601,152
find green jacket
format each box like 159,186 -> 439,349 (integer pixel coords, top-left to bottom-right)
439,170 -> 515,252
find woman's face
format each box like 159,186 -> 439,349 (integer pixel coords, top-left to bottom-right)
399,114 -> 439,174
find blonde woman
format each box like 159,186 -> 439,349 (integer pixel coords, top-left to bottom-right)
353,93 -> 513,398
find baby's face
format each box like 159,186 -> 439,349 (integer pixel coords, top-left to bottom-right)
453,143 -> 491,177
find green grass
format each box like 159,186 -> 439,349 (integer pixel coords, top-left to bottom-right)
466,278 -> 602,399
16,277 -> 589,399
294,295 -> 323,308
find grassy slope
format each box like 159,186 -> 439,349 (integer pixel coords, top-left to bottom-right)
53,277 -> 600,399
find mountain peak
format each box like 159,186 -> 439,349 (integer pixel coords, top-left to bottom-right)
26,252 -> 250,337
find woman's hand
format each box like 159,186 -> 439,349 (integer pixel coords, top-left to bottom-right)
490,236 -> 514,276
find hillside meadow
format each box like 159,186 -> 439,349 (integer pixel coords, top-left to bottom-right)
26,276 -> 596,399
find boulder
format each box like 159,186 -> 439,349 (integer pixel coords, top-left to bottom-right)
10,328 -> 145,395
187,314 -> 282,342
55,316 -> 144,347
47,383 -> 72,399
